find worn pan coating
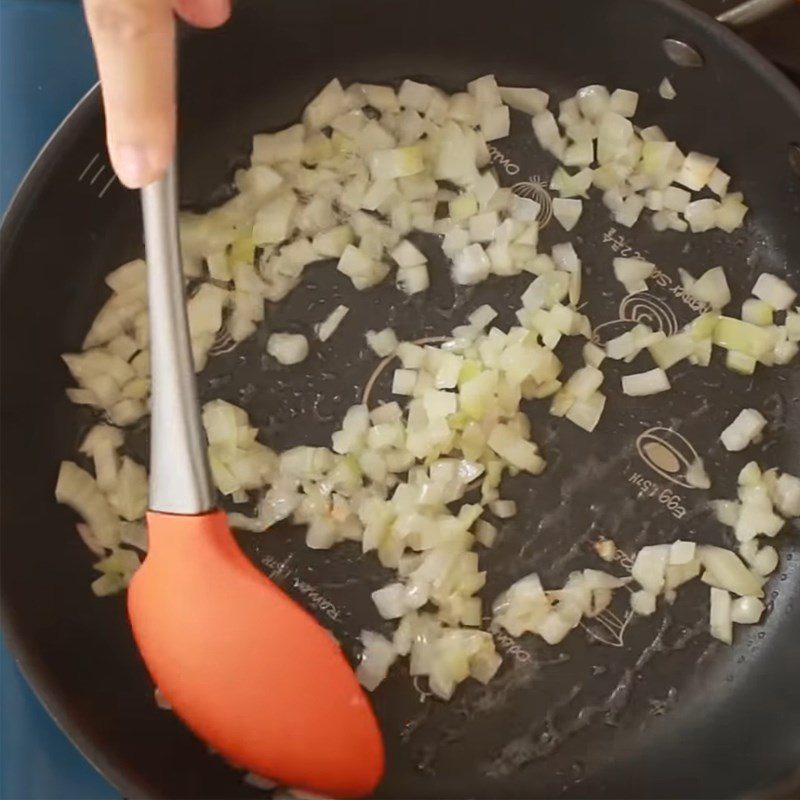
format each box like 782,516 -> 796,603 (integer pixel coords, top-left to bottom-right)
2,0 -> 800,797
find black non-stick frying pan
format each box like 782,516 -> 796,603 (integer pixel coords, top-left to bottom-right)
2,0 -> 800,797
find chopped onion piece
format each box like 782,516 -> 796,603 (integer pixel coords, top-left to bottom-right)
669,540 -> 696,565
391,239 -> 426,268
357,630 -> 397,690
663,185 -> 690,213
80,424 -> 124,492
605,330 -> 638,361
480,105 -> 510,141
613,257 -> 654,295
315,304 -> 349,342
372,583 -> 413,619
709,587 -> 733,644
726,349 -> 757,375
731,596 -> 764,625
397,261 -> 429,295
685,458 -> 711,490
576,85 -> 610,120
398,78 -> 436,111
630,590 -> 656,616
741,298 -> 773,327
467,74 -> 502,107
475,519 -> 498,548
313,225 -> 354,258
614,193 -> 645,228
631,545 -> 669,594
453,244 -> 491,285
565,391 -> 606,432
713,317 -> 774,359
499,86 -> 549,115
487,424 -> 545,474
699,545 -> 763,597
648,333 -> 694,370
609,88 -> 638,118
659,78 -> 676,100
712,499 -> 740,527
564,140 -> 594,168
489,499 -> 517,519
55,461 -> 120,548
392,368 -> 417,396
676,151 -> 719,191
531,110 -> 565,160
752,545 -> 779,577
366,328 -> 399,357
720,408 -> 767,452
622,368 -> 670,396
683,266 -> 730,309
267,333 -> 309,365
337,244 -> 388,290
583,342 -> 606,368
552,198 -> 583,231
684,199 -> 720,233
752,273 -> 797,311
712,194 -> 746,233
773,472 -> 800,517
708,167 -> 730,198
369,146 -> 424,179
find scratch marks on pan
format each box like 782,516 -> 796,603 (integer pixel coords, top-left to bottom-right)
482,614 -> 706,778
78,154 -> 99,181
77,152 -> 118,198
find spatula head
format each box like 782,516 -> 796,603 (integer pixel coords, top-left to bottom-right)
128,510 -> 383,797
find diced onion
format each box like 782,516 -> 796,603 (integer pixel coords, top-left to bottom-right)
731,596 -> 764,625
613,257 -> 654,295
552,198 -> 583,231
392,368 -> 417,396
356,630 -> 397,690
659,78 -> 676,100
499,86 -> 549,115
267,333 -> 309,365
622,368 -> 670,396
709,587 -> 732,644
752,273 -> 796,311
631,545 -> 669,594
58,73 -> 791,704
630,589 -> 656,616
315,304 -> 349,342
676,152 -> 719,192
699,545 -> 763,597
366,328 -> 399,357
720,408 -> 767,452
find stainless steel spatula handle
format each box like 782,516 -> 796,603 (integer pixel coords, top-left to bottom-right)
141,163 -> 214,514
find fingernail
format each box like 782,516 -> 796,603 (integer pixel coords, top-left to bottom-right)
112,144 -> 154,188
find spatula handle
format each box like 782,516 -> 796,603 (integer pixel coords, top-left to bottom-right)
141,163 -> 214,514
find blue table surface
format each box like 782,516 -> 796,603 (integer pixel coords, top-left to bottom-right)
1,2 -> 119,798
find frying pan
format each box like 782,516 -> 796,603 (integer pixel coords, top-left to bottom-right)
2,0 -> 800,797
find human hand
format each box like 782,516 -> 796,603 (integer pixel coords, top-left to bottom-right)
83,0 -> 231,188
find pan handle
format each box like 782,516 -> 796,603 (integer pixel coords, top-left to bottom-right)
716,0 -> 795,28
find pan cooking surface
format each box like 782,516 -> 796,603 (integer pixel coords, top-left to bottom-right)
173,122 -> 800,799
2,1 -> 800,798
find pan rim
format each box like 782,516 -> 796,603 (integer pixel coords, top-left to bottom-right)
1,0 -> 799,797
0,81 -> 153,800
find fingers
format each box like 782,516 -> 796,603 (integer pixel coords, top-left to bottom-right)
84,0 -> 176,188
173,0 -> 230,28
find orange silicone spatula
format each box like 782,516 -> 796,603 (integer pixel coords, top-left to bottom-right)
128,164 -> 383,798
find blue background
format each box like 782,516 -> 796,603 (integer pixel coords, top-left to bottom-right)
1,1 -> 119,797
